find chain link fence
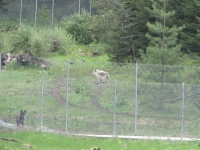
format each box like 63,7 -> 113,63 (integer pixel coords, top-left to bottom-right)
1,0 -> 94,27
0,57 -> 200,140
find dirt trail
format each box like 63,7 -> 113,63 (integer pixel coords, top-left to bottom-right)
50,77 -> 65,104
49,76 -> 87,109
49,77 -> 134,116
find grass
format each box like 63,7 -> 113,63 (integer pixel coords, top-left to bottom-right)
0,44 -> 200,141
1,59 -> 200,137
0,131 -> 199,150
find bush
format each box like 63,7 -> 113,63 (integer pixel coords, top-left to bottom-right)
30,26 -> 72,56
61,10 -> 95,45
0,25 -> 75,57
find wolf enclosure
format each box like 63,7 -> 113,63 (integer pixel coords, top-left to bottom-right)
0,61 -> 200,139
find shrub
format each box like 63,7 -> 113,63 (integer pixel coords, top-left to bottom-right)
61,9 -> 95,45
0,25 -> 74,57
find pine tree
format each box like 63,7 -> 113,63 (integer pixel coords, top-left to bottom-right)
170,0 -> 200,54
0,0 -> 16,12
140,0 -> 184,65
126,0 -> 152,59
92,0 -> 138,62
140,0 -> 184,108
195,0 -> 200,54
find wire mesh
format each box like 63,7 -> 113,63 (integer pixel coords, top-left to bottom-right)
0,0 -> 95,27
0,59 -> 200,139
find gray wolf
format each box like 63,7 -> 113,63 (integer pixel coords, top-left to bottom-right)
17,54 -> 52,69
16,110 -> 26,126
92,69 -> 110,84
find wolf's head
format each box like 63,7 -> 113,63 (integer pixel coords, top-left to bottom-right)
19,110 -> 26,119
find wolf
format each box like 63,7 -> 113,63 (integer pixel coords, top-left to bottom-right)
17,54 -> 52,69
92,69 -> 110,84
16,110 -> 26,126
1,53 -> 14,66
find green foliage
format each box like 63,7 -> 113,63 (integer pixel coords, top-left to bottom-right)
1,0 -> 200,64
74,84 -> 93,97
140,0 -> 184,65
128,0 -> 151,57
0,25 -> 74,56
37,4 -> 51,26
0,32 -> 11,52
92,0 -> 136,63
11,25 -> 32,52
170,0 -> 200,54
61,10 -> 95,44
0,24 -> 31,53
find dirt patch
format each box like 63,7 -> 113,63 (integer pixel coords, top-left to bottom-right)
49,77 -> 134,117
50,77 -> 66,104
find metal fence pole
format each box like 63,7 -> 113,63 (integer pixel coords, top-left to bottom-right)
181,82 -> 185,140
113,79 -> 117,136
66,60 -> 70,134
134,62 -> 138,134
20,0 -> 22,26
51,0 -> 54,29
35,0 -> 38,24
90,0 -> 92,16
79,0 -> 81,14
40,74 -> 44,131
0,53 -> 1,81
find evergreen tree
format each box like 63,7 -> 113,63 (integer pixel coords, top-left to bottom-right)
140,0 -> 184,65
128,0 -> 152,58
170,0 -> 200,54
195,11 -> 200,64
0,0 -> 16,13
93,0 -> 137,62
140,0 -> 185,108
37,4 -> 52,26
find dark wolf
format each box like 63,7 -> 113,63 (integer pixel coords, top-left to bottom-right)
16,110 -> 26,126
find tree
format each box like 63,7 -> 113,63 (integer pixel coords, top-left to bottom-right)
37,4 -> 51,26
0,0 -> 19,32
126,0 -> 152,59
92,0 -> 136,62
61,10 -> 94,44
169,0 -> 200,55
140,0 -> 184,65
140,0 -> 184,108
0,0 -> 9,9
195,0 -> 200,55
0,0 -> 16,11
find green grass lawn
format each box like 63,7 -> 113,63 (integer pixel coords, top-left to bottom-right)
0,50 -> 200,138
0,131 -> 199,150
0,45 -> 200,146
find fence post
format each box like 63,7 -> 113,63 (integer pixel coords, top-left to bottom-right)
113,79 -> 117,136
90,0 -> 92,16
51,0 -> 54,29
0,53 -> 1,81
20,0 -> 22,26
35,0 -> 38,24
66,60 -> 70,134
79,0 -> 81,14
134,62 -> 138,134
181,82 -> 185,140
40,74 -> 44,131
